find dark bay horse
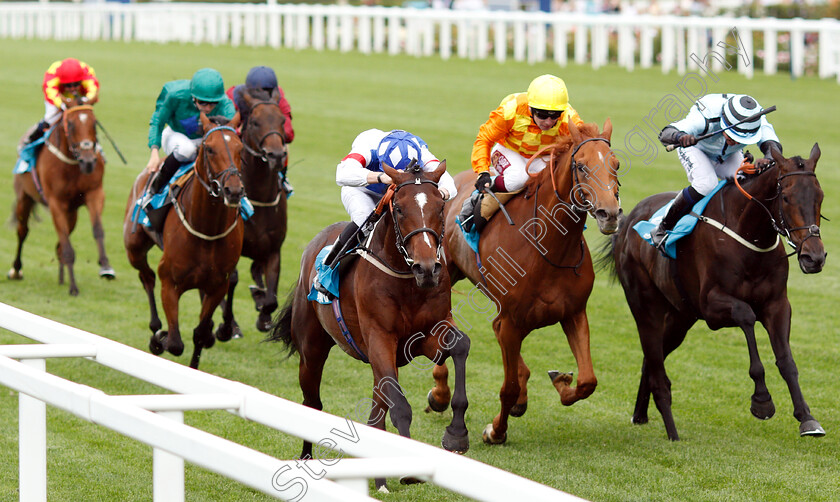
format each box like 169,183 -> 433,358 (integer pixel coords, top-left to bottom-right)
434,120 -> 622,444
9,95 -> 115,295
269,162 -> 470,489
217,90 -> 288,338
604,144 -> 826,440
123,113 -> 244,369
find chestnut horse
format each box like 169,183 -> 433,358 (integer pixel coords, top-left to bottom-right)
9,95 -> 115,295
123,113 -> 244,369
433,120 -> 622,444
217,90 -> 289,339
269,162 -> 470,490
604,145 -> 826,440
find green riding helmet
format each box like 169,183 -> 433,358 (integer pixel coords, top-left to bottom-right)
190,68 -> 225,103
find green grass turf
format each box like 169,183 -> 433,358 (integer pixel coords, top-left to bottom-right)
0,37 -> 839,501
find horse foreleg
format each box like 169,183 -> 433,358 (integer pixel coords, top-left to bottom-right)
761,300 -> 824,437
190,292 -> 222,369
8,192 -> 35,280
485,318 -> 525,445
87,188 -> 115,280
215,269 -> 242,342
430,324 -> 470,454
257,251 -> 281,332
554,311 -> 597,405
49,204 -> 78,295
158,279 -> 185,357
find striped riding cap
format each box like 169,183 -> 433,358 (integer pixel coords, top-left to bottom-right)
721,95 -> 764,144
377,130 -> 425,171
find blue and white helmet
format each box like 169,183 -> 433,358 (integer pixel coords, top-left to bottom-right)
721,94 -> 763,144
377,130 -> 426,171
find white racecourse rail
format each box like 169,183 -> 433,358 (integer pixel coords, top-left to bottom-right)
0,303 -> 583,501
1,2 -> 839,82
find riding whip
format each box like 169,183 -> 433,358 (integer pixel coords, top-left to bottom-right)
665,105 -> 777,152
482,188 -> 515,226
95,120 -> 128,164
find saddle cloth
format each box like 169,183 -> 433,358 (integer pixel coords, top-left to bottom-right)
307,245 -> 341,304
633,180 -> 727,259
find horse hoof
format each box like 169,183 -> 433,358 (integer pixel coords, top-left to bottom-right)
99,268 -> 116,280
256,313 -> 272,333
215,321 -> 242,342
7,269 -> 22,280
163,333 -> 184,357
149,332 -> 165,355
631,415 -> 649,425
799,419 -> 825,437
750,396 -> 776,420
425,389 -> 449,413
442,429 -> 469,454
482,423 -> 506,445
249,285 -> 266,309
510,402 -> 528,417
202,333 -> 216,350
548,370 -> 573,387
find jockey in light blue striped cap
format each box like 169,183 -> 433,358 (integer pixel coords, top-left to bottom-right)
377,130 -> 427,171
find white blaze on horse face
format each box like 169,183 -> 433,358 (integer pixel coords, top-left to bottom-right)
78,113 -> 90,124
413,193 -> 433,247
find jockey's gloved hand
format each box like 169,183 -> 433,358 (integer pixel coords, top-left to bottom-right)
475,171 -> 492,192
755,157 -> 775,169
678,134 -> 698,147
743,150 -> 754,164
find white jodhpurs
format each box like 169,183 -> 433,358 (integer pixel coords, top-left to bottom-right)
161,126 -> 202,163
677,146 -> 744,196
341,186 -> 382,227
490,143 -> 548,192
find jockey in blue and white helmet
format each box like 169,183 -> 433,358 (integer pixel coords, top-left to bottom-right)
323,128 -> 457,269
651,93 -> 783,252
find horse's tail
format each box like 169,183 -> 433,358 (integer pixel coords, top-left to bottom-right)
594,215 -> 623,283
264,286 -> 298,358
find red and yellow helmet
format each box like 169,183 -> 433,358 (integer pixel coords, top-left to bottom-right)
56,58 -> 85,84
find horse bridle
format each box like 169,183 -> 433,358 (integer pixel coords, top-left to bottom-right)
736,166 -> 823,257
390,174 -> 445,267
197,125 -> 241,198
568,137 -> 618,213
241,101 -> 287,168
50,105 -> 99,165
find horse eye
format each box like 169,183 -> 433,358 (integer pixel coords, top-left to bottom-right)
782,194 -> 790,203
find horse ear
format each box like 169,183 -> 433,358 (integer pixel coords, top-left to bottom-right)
601,118 -> 613,141
382,164 -> 400,183
427,160 -> 447,184
568,119 -> 582,143
770,145 -> 785,165
229,111 -> 241,129
809,143 -> 821,167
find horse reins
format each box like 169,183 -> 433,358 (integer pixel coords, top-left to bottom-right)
196,125 -> 241,198
240,101 -> 289,207
390,176 -> 445,268
733,163 -> 823,257
170,125 -> 241,241
46,105 -> 101,165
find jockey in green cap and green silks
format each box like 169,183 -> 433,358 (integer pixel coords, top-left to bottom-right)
144,68 -> 237,198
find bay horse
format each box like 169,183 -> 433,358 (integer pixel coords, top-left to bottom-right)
603,144 -> 826,440
217,89 -> 289,339
123,112 -> 244,369
269,162 -> 470,490
433,120 -> 622,444
9,95 -> 115,295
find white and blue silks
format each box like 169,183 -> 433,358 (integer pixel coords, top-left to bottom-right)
129,162 -> 255,229
307,245 -> 341,304
13,136 -> 48,174
633,180 -> 727,259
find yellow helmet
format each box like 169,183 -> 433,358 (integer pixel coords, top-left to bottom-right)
526,74 -> 569,111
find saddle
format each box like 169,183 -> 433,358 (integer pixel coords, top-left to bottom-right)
469,188 -> 523,234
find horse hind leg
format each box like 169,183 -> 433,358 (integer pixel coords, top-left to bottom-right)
50,205 -> 79,295
87,188 -> 115,280
8,191 -> 35,280
742,323 -> 776,420
484,318 -> 526,445
255,253 -> 281,332
552,311 -> 598,406
425,363 -> 451,413
510,355 -> 531,417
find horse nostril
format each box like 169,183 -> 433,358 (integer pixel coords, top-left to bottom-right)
595,209 -> 608,220
433,262 -> 442,276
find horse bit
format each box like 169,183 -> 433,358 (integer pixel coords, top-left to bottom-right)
568,137 -> 618,214
390,166 -> 445,268
50,105 -> 100,165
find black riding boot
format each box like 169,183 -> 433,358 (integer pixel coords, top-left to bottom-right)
23,120 -> 49,147
323,222 -> 361,270
650,186 -> 702,250
149,154 -> 183,194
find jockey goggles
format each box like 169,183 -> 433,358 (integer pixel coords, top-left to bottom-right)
193,98 -> 218,107
532,108 -> 562,120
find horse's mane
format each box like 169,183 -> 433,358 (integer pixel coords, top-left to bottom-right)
523,122 -> 602,192
246,87 -> 276,102
206,115 -> 232,126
